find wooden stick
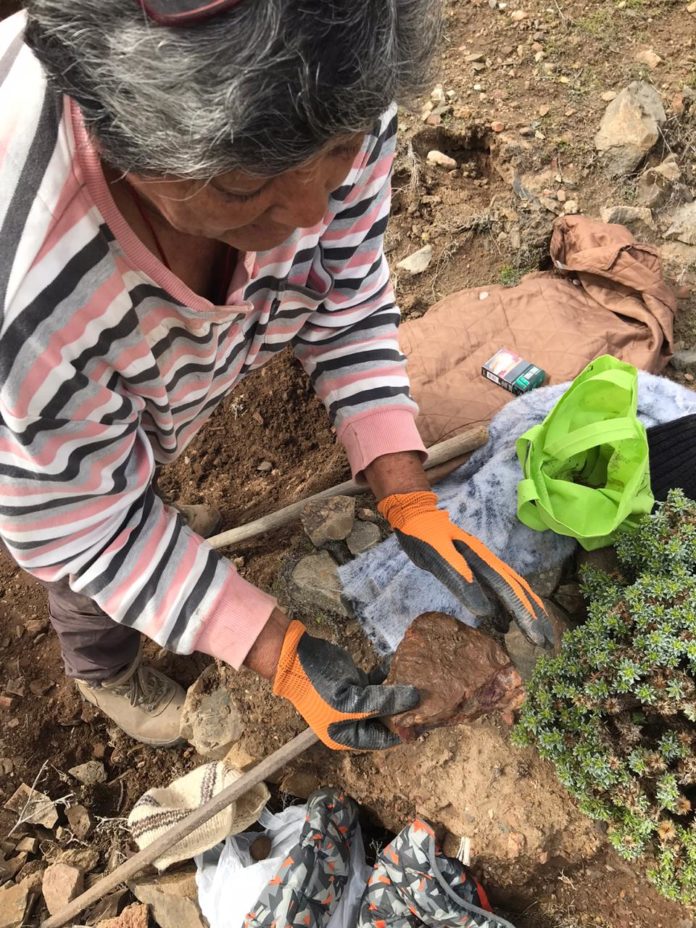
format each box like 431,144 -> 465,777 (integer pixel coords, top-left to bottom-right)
208,426 -> 488,550
41,728 -> 320,928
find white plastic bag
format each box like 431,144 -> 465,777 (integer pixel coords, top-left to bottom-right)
195,804 -> 369,928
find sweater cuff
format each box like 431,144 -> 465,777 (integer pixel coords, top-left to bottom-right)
337,408 -> 427,480
194,570 -> 278,669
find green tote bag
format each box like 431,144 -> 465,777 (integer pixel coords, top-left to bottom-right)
516,355 -> 654,551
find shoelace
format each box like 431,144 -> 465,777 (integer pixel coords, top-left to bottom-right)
114,666 -> 167,713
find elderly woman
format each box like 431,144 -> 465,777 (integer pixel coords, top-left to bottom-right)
0,0 -> 550,752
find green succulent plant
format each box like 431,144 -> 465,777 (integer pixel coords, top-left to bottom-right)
514,490 -> 696,903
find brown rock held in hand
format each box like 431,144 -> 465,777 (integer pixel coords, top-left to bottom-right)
385,612 -> 525,741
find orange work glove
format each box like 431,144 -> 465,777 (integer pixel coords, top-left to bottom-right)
378,491 -> 554,648
273,620 -> 419,751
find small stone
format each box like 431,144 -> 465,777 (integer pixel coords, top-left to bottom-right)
69,760 -> 107,786
25,619 -> 48,637
510,9 -> 527,20
179,664 -> 244,759
556,188 -> 567,203
0,854 -> 27,880
426,149 -> 457,169
15,837 -> 39,855
4,783 -> 58,830
688,0 -> 696,12
28,680 -> 53,697
671,348 -> 696,375
57,846 -> 100,872
96,902 -> 149,928
0,878 -> 34,928
490,120 -> 505,133
526,565 -> 564,598
66,804 -> 93,840
129,868 -> 206,928
396,244 -> 433,276
506,832 -> 527,858
4,679 -> 24,698
685,373 -> 694,383
635,48 -> 662,70
600,205 -> 654,227
538,104 -> 550,116
636,154 -> 681,208
504,602 -> 569,681
357,507 -> 377,523
563,200 -> 579,214
301,495 -> 355,547
430,83 -> 446,104
346,521 -> 381,557
256,460 -> 273,473
665,202 -> 696,246
291,551 -> 348,616
249,835 -> 273,861
42,863 -> 84,916
0,695 -> 15,710
601,91 -> 617,102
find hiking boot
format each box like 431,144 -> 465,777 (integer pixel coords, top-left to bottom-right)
76,645 -> 185,747
173,503 -> 222,538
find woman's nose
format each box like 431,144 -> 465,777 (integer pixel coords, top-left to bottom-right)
269,171 -> 333,230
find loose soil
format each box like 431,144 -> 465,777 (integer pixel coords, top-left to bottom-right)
1,1 -> 696,926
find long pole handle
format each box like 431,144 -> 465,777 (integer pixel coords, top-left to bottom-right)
41,728 -> 320,928
208,426 -> 488,550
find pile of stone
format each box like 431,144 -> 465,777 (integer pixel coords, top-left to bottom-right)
290,496 -> 383,616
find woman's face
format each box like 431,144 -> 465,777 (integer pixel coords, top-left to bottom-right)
126,134 -> 365,252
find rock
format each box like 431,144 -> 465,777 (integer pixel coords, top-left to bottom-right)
179,664 -> 244,759
594,81 -> 666,176
601,91 -> 617,102
671,348 -> 696,375
426,149 -> 457,169
553,582 -> 586,621
96,902 -> 149,928
491,120 -> 505,133
256,460 -> 273,473
291,551 -> 348,616
301,495 -> 355,547
4,783 -> 59,830
0,877 -> 36,928
42,863 -> 84,916
66,803 -> 93,840
396,244 -> 433,275
129,868 -> 206,928
660,242 -> 696,287
689,0 -> 696,11
635,48 -> 662,70
504,601 -> 569,682
249,835 -> 272,861
563,200 -> 579,214
636,154 -> 681,208
526,564 -> 563,598
69,760 -> 107,786
87,888 -> 129,925
357,507 -> 377,522
25,618 -> 48,637
56,846 -> 100,872
279,768 -> 322,800
665,202 -> 696,246
14,837 -> 39,855
346,521 -> 381,556
0,853 -> 27,880
510,9 -> 527,20
385,612 -> 525,741
600,205 -> 654,227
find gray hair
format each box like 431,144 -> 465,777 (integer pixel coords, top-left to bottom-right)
25,0 -> 441,179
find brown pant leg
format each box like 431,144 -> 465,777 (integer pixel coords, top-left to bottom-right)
47,576 -> 141,683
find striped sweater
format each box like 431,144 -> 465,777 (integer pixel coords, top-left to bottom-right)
0,13 -> 424,669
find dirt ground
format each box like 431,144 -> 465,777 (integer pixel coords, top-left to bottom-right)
1,1 -> 696,926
